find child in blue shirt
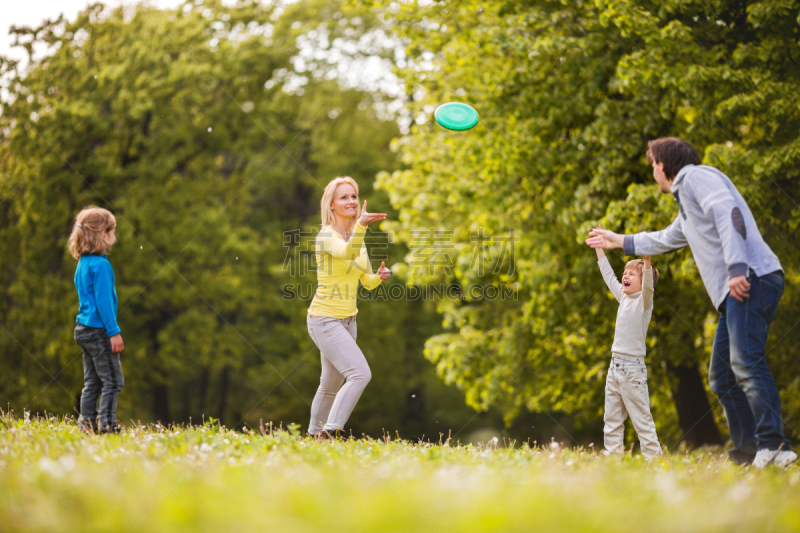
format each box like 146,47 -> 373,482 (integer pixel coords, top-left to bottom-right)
68,207 -> 125,434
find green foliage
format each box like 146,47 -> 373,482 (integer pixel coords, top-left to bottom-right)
1,412 -> 799,532
368,0 -> 800,443
0,0 -> 491,438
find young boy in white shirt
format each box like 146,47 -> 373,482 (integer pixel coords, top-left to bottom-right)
591,227 -> 662,458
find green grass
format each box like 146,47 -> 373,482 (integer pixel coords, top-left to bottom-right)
1,412 -> 798,533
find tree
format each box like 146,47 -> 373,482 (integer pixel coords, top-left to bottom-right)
367,0 -> 800,447
0,0 -> 494,438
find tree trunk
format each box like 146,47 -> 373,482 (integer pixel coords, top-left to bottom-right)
180,381 -> 191,424
666,362 -> 723,448
152,383 -> 170,425
198,366 -> 209,417
217,365 -> 230,424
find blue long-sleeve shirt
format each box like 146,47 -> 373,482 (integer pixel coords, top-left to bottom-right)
623,164 -> 782,309
74,254 -> 121,337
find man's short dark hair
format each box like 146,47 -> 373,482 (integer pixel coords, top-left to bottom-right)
645,137 -> 701,180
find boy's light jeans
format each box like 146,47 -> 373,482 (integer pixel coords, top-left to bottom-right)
604,357 -> 662,458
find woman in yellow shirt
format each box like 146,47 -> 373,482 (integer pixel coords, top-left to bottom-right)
307,176 -> 392,438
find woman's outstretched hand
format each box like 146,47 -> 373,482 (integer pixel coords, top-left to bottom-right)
377,261 -> 392,281
585,227 -> 624,249
358,200 -> 387,227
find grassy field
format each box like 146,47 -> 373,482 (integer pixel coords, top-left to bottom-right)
1,411 -> 798,533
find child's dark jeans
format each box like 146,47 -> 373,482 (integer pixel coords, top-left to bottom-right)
74,323 -> 124,430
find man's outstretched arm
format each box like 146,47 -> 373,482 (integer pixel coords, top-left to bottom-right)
586,215 -> 687,255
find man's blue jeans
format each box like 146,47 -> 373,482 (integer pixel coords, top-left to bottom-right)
709,270 -> 790,463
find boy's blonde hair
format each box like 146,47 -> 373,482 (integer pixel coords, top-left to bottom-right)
68,207 -> 117,260
320,176 -> 361,230
624,259 -> 659,287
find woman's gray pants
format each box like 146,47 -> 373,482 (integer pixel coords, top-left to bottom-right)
307,315 -> 371,434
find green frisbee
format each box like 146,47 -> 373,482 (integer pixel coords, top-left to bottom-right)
434,102 -> 479,131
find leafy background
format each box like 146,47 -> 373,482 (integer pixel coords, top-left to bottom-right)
1,0 -> 798,450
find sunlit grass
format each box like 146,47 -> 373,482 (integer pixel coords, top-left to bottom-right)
1,411 -> 798,532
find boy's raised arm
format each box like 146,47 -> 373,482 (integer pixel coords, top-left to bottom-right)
590,226 -> 624,302
642,255 -> 654,308
595,247 -> 606,261
597,255 -> 624,303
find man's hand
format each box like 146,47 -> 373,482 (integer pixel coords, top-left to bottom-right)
586,227 -> 624,250
591,226 -> 607,259
110,334 -> 125,354
729,275 -> 750,302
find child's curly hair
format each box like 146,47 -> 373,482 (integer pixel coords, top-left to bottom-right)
624,259 -> 659,287
68,207 -> 116,260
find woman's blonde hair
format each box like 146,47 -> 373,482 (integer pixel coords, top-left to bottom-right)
320,176 -> 361,230
68,207 -> 117,260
